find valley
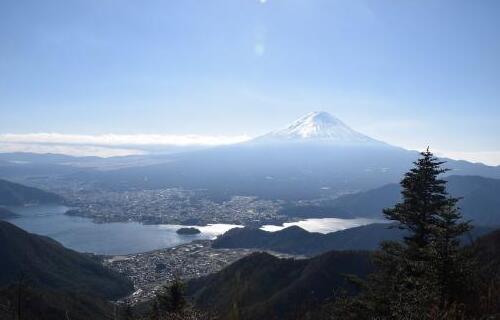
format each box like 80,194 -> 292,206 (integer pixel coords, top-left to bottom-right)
105,240 -> 299,304
1,112 -> 499,319
3,1 -> 500,317
3,203 -> 378,255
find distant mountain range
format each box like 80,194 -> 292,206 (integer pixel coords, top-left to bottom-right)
282,175 -> 500,225
213,223 -> 494,256
0,178 -> 63,206
0,220 -> 133,319
64,112 -> 500,200
1,112 -> 500,201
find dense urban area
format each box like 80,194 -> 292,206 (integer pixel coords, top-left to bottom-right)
65,189 -> 287,226
104,240 -> 299,303
23,176 -> 291,226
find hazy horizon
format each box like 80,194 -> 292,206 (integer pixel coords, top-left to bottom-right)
1,0 -> 499,164
0,110 -> 499,166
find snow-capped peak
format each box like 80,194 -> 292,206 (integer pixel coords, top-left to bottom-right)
255,111 -> 382,144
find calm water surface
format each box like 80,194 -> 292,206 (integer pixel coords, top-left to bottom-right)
6,205 -> 381,255
260,217 -> 383,233
6,205 -> 241,255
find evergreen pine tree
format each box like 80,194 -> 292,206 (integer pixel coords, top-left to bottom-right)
334,149 -> 474,319
384,148 -> 451,255
431,203 -> 473,310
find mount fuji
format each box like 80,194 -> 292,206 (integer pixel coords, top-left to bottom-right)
253,111 -> 383,145
76,112 -> 500,200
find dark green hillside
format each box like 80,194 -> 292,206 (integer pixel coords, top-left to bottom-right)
0,178 -> 63,206
0,286 -> 114,320
213,224 -> 493,256
188,250 -> 373,320
213,225 -> 397,255
0,220 -> 133,299
474,228 -> 500,278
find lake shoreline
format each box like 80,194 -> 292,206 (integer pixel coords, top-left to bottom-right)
5,204 -> 381,255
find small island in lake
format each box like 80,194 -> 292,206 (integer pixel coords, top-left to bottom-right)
176,227 -> 201,235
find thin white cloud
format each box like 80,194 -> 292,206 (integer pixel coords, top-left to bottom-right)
0,142 -> 145,158
0,133 -> 251,158
0,133 -> 499,166
404,146 -> 500,166
435,150 -> 500,167
0,133 -> 251,147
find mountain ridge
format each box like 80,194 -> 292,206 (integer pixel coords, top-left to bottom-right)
2,113 -> 500,200
188,250 -> 373,320
0,220 -> 133,299
281,175 -> 500,225
0,178 -> 63,206
190,227 -> 500,320
213,223 -> 494,256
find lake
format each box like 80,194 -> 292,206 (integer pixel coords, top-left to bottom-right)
260,217 -> 384,233
5,205 -> 380,255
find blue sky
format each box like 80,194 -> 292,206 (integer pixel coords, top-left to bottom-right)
0,0 -> 499,163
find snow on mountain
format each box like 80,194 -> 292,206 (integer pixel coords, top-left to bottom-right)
254,111 -> 384,145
